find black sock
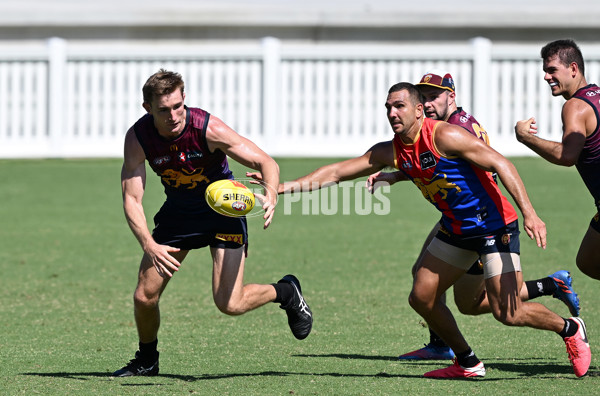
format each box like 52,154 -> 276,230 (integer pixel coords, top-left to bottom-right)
559,318 -> 578,338
525,277 -> 556,299
455,348 -> 480,368
272,282 -> 294,306
139,339 -> 158,360
429,329 -> 448,348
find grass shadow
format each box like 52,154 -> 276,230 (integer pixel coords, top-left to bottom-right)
294,353 -> 594,379
23,362 -> 596,383
21,370 -> 426,383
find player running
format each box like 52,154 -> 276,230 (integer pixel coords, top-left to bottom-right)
368,71 -> 580,361
251,82 -> 590,378
113,69 -> 312,377
516,39 -> 600,283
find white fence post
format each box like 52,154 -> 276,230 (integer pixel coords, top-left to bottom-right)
261,37 -> 281,152
47,37 -> 67,155
471,37 -> 492,128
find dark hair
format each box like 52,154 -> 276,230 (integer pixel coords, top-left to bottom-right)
388,82 -> 425,105
541,39 -> 585,76
142,69 -> 185,104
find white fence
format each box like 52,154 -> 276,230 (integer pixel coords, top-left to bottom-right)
2,37 -> 600,159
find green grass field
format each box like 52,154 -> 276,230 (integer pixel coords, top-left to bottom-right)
1,157 -> 598,395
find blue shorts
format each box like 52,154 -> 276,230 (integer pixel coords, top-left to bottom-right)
152,201 -> 248,251
435,220 -> 520,256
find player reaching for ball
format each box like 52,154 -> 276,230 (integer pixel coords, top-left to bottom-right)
113,69 -> 312,377
367,71 -> 581,361
249,82 -> 590,378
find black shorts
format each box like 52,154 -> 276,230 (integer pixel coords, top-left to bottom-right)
466,260 -> 484,275
152,202 -> 248,251
591,212 -> 600,233
435,220 -> 521,256
434,217 -> 483,275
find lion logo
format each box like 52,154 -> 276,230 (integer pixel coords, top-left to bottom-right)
161,168 -> 210,189
413,173 -> 461,203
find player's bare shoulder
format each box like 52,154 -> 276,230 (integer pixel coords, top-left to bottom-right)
563,95 -> 597,136
123,126 -> 146,167
565,94 -> 596,117
204,115 -> 240,151
434,121 -> 482,157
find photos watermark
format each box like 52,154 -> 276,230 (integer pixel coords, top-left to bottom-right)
243,180 -> 392,216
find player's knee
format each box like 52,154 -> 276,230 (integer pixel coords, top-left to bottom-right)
490,308 -> 520,326
455,300 -> 478,316
408,290 -> 432,313
133,289 -> 159,310
214,296 -> 245,316
454,292 -> 486,316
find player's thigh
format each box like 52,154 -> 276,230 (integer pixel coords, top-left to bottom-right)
577,224 -> 600,270
136,249 -> 190,300
412,250 -> 467,304
483,253 -> 523,316
453,273 -> 486,314
413,222 -> 442,276
211,246 -> 246,298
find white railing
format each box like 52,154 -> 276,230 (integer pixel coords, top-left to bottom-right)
1,37 -> 600,158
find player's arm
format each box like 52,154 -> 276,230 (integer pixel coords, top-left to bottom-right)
366,170 -> 409,193
121,127 -> 181,277
205,115 -> 279,229
280,141 -> 396,194
436,124 -> 547,249
514,99 -> 590,166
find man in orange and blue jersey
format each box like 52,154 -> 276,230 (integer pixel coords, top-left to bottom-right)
253,82 -> 590,379
369,71 -> 580,362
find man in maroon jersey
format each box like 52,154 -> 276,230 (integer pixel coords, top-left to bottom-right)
516,39 -> 600,281
368,71 -> 580,361
113,69 -> 312,377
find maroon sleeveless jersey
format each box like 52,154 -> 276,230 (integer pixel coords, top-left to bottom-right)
446,107 -> 490,145
573,84 -> 600,207
133,107 -> 233,210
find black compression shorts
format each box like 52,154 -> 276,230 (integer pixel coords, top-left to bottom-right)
151,201 -> 248,251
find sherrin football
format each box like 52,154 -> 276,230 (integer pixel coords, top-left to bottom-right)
205,179 -> 255,217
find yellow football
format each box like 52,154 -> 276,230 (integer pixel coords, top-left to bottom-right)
205,179 -> 255,217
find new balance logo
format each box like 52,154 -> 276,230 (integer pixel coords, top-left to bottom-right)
484,239 -> 496,247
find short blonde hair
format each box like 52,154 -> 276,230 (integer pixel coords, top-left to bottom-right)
142,69 -> 185,105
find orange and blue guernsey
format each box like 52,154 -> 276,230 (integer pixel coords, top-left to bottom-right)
393,117 -> 518,236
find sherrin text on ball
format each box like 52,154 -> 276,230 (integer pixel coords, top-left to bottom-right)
205,179 -> 255,216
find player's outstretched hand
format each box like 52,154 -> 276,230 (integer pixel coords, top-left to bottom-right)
246,171 -> 263,184
246,172 -> 278,229
254,192 -> 276,229
366,171 -> 400,193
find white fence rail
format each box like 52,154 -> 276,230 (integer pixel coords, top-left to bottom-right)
2,37 -> 600,158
